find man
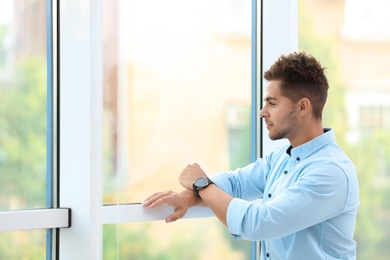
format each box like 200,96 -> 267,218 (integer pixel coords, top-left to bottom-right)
143,52 -> 359,259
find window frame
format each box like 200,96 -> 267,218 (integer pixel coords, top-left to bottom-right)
0,0 -> 298,259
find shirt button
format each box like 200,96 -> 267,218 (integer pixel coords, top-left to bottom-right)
268,193 -> 272,198
266,253 -> 270,257
284,170 -> 288,174
297,157 -> 300,161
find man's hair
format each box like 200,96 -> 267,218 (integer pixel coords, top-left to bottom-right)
264,52 -> 329,119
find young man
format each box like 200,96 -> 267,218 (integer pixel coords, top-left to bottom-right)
143,52 -> 360,259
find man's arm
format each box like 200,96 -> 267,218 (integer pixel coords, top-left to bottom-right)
143,163 -> 234,225
178,163 -> 234,226
197,183 -> 233,226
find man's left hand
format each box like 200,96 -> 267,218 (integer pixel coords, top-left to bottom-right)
179,163 -> 207,190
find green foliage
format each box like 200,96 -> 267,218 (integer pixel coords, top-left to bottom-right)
0,231 -> 46,259
0,57 -> 47,259
227,104 -> 252,170
348,130 -> 390,259
0,58 -> 47,209
103,223 -> 201,260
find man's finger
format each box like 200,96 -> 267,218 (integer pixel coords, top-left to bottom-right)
166,207 -> 187,223
142,190 -> 175,207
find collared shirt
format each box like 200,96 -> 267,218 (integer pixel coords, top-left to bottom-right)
210,129 -> 359,259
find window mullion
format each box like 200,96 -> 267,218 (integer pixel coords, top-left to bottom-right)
59,0 -> 103,259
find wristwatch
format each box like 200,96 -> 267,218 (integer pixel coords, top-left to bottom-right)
193,177 -> 214,198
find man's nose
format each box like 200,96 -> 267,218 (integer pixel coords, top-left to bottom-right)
259,108 -> 266,118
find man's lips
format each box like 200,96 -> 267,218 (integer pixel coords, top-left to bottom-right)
265,122 -> 273,129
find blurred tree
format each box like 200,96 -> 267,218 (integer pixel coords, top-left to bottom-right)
349,129 -> 390,259
0,231 -> 45,259
103,223 -> 200,260
0,58 -> 47,209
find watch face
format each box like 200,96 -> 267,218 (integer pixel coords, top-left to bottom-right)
195,177 -> 209,188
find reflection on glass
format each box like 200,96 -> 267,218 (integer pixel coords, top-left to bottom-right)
299,0 -> 390,258
103,218 -> 250,260
102,0 -> 252,258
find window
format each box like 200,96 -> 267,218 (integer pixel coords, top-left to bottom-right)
360,106 -> 390,129
1,0 -> 299,259
0,0 -> 67,259
60,0 -> 298,258
101,0 -> 253,258
102,0 -> 254,203
0,0 -> 47,212
0,2 -> 48,259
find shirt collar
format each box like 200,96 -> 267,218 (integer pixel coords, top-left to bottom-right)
286,128 -> 335,161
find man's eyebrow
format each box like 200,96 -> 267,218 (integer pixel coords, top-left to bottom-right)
264,97 -> 277,102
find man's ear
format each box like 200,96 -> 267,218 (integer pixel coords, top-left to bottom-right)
298,98 -> 311,114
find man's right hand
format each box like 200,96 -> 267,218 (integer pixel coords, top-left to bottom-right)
142,189 -> 202,223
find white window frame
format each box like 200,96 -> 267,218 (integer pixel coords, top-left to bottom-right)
260,0 -> 297,156
0,0 -> 297,259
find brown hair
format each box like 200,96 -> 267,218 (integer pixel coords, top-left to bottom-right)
264,52 -> 329,119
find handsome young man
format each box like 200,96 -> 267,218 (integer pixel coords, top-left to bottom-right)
143,52 -> 360,259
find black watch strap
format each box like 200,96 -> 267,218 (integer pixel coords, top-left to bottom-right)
193,178 -> 213,198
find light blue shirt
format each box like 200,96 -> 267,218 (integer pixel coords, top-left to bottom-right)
210,129 -> 359,259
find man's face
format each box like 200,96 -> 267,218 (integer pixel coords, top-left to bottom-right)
259,80 -> 298,141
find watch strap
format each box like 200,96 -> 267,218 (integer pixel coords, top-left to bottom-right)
193,178 -> 213,198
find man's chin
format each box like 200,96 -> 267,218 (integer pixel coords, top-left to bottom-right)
268,134 -> 277,140
268,133 -> 283,141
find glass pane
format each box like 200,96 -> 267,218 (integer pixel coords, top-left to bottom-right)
299,0 -> 390,259
0,230 -> 47,259
102,0 -> 252,204
102,0 -> 252,258
0,1 -> 48,210
103,219 -> 250,260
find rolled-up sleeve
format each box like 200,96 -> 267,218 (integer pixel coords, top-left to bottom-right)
226,198 -> 255,239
